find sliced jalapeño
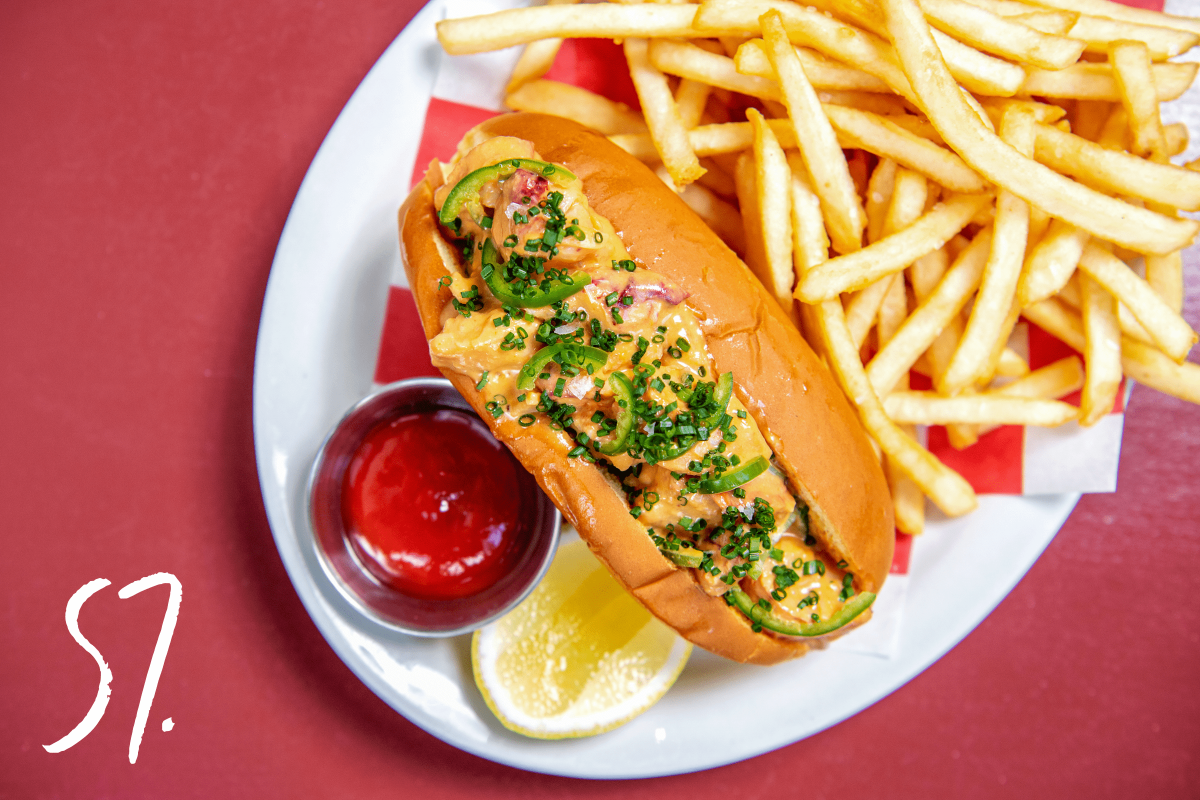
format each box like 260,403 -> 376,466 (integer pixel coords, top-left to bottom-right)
725,588 -> 875,637
439,158 -> 577,228
480,239 -> 590,308
696,455 -> 769,494
598,372 -> 635,455
516,342 -> 609,392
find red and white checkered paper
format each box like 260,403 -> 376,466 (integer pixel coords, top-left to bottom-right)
371,0 -> 1128,656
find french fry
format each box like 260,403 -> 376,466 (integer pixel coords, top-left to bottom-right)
1022,295 -> 1086,351
761,10 -> 865,254
996,346 -> 1031,377
506,80 -> 648,135
879,291 -> 925,535
1117,300 -> 1156,346
882,114 -> 947,146
1067,14 -> 1199,60
886,450 -> 926,534
846,279 -> 896,350
1076,242 -> 1197,362
689,121 -> 782,154
696,157 -> 738,197
918,0 -> 1087,70
1121,337 -> 1200,404
796,193 -> 990,301
1109,40 -> 1168,162
749,108 -> 795,309
911,243 -> 950,300
955,0 -> 1179,51
437,3 -> 700,54
819,91 -> 911,117
1019,61 -> 1197,102
1145,250 -> 1184,315
996,355 -> 1085,401
1012,10 -> 1078,36
926,0 -> 1031,19
822,105 -> 988,193
650,39 -> 781,101
797,0 -> 1029,95
878,271 -> 910,345
979,96 -> 1068,125
611,119 -> 813,161
1031,122 -> 1200,211
883,391 -> 1080,425
1018,0 -> 1200,39
866,158 -> 899,245
1016,218 -> 1088,307
795,0 -> 888,34
1096,105 -> 1129,151
734,39 -> 892,93
868,229 -> 992,395
678,180 -> 747,255
695,0 -> 918,101
675,79 -> 712,129
625,38 -> 706,186
880,0 -> 1199,255
1079,272 -> 1122,426
935,322 -> 981,449
883,167 -> 931,238
1165,122 -> 1189,157
861,164 -> 927,532
608,132 -> 659,162
816,299 -> 978,515
848,166 -> 928,347
735,151 -> 770,292
505,0 -> 582,93
1056,265 -> 1159,347
929,28 -> 1028,97
786,153 -> 831,275
943,107 -> 1034,395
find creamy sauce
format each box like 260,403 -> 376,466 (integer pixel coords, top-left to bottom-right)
427,137 -> 861,634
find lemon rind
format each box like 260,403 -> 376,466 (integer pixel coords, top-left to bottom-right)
473,627 -> 692,739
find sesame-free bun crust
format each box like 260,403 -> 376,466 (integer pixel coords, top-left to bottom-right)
399,113 -> 894,664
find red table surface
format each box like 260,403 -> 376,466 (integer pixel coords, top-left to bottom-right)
2,0 -> 1199,796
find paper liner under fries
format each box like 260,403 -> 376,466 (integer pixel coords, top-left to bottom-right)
367,0 -> 1147,657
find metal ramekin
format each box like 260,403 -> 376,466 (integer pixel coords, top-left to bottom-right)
306,377 -> 561,637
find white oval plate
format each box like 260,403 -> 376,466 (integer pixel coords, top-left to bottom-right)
252,0 -> 1079,778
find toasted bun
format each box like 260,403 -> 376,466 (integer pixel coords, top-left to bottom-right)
399,113 -> 894,664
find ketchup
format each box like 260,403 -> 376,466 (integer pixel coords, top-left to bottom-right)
341,408 -> 534,600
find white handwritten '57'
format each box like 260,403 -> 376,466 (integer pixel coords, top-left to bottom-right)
42,573 -> 182,764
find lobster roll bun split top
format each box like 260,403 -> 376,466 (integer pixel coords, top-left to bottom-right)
399,113 -> 894,665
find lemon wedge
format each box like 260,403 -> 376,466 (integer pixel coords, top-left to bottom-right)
472,536 -> 692,739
